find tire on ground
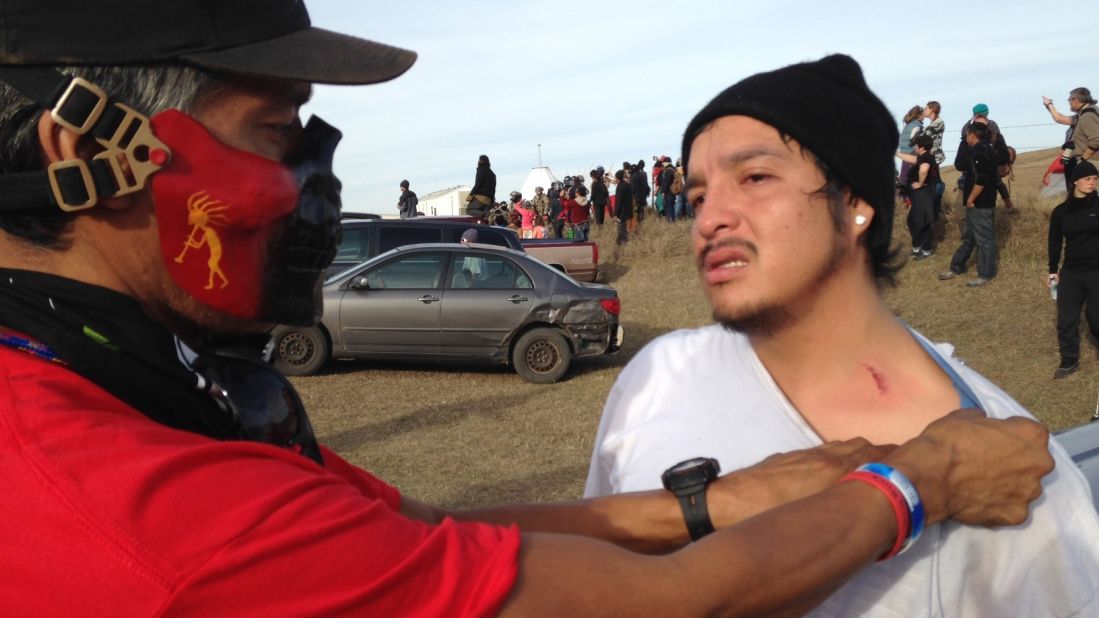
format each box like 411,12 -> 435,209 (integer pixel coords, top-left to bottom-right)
271,325 -> 329,376
511,327 -> 572,383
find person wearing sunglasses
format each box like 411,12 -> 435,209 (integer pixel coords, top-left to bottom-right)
0,3 -> 1057,616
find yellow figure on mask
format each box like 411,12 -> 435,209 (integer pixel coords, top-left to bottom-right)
175,191 -> 230,290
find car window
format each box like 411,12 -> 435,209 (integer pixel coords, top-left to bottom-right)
335,227 -> 371,261
377,226 -> 443,253
365,252 -> 446,289
450,254 -> 532,289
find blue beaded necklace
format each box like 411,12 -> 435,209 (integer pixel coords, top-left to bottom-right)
0,331 -> 65,364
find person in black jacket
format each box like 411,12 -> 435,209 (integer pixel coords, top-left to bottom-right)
940,122 -> 999,287
397,179 -> 418,219
895,136 -> 939,259
630,161 -> 649,224
958,104 -> 1015,212
590,169 -> 609,225
1047,160 -> 1099,378
466,154 -> 496,220
613,168 -> 633,244
548,181 -> 564,238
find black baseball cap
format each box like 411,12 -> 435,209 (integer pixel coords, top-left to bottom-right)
0,0 -> 416,85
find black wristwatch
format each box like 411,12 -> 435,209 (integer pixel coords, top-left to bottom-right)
661,457 -> 721,541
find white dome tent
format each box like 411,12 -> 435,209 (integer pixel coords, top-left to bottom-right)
518,166 -> 560,203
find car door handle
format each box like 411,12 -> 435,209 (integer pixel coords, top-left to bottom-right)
418,295 -> 440,304
506,295 -> 528,303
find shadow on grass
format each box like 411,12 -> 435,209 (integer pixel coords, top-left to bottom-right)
597,261 -> 630,284
440,464 -> 591,510
318,357 -> 512,378
322,388 -> 552,453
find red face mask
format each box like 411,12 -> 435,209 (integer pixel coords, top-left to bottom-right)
149,110 -> 342,326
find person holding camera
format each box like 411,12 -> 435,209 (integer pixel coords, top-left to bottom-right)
1044,87 -> 1099,193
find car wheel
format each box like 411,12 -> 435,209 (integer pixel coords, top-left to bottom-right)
271,326 -> 329,376
512,327 -> 571,384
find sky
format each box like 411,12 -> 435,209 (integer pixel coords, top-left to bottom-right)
302,1 -> 1096,217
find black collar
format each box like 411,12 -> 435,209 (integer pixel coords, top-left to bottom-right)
0,268 -> 239,439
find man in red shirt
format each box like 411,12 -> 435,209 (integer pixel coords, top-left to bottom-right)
0,2 -> 1054,616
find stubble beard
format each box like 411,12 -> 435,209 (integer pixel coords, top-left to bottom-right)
715,232 -> 850,337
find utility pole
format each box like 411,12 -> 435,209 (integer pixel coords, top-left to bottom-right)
537,144 -> 542,167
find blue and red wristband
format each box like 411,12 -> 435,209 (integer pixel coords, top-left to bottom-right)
859,462 -> 925,550
841,462 -> 925,561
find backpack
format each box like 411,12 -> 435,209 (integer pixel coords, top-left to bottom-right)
671,168 -> 684,195
1000,146 -> 1017,178
987,125 -> 1014,178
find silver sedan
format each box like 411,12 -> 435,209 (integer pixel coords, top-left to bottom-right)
271,243 -> 623,383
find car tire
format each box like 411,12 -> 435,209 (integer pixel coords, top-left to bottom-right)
512,327 -> 571,384
271,326 -> 329,376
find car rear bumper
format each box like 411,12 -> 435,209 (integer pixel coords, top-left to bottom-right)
568,321 -> 622,357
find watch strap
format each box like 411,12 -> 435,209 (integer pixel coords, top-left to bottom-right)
675,484 -> 715,541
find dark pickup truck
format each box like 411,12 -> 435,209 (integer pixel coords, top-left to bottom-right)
329,218 -> 599,281
520,237 -> 599,283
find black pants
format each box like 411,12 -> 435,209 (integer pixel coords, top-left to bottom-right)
616,219 -> 628,244
592,202 -> 606,225
1056,268 -> 1099,362
907,186 -> 935,251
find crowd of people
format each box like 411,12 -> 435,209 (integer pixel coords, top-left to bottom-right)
1042,88 -> 1099,378
452,155 -> 689,244
893,88 -> 1099,379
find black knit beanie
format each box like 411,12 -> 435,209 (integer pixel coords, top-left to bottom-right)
1072,160 -> 1098,182
681,54 -> 898,256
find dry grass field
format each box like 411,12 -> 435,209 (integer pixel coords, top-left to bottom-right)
294,147 -> 1091,510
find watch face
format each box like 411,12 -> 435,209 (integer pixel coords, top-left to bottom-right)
662,457 -> 720,492
668,457 -> 714,474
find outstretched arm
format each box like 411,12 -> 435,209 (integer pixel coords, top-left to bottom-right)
496,409 -> 1053,616
402,439 -> 893,553
1043,96 -> 1074,125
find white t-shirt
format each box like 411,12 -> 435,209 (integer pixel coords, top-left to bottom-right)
585,324 -> 1099,617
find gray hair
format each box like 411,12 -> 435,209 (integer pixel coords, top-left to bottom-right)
1071,87 -> 1097,106
0,64 -> 227,247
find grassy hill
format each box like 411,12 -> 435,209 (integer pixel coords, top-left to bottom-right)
294,147 -> 1091,509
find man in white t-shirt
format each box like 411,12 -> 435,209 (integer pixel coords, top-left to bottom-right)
585,54 -> 1099,617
